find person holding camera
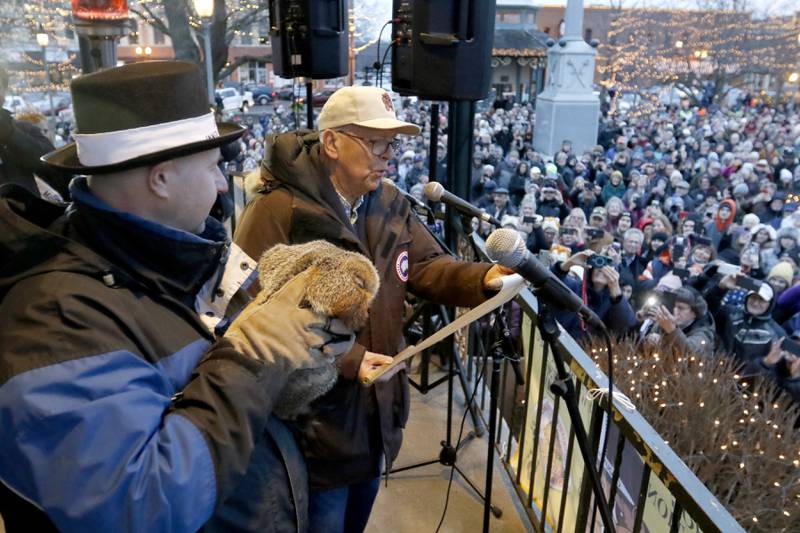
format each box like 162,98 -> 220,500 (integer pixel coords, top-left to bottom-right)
537,180 -> 570,220
703,271 -> 787,373
551,250 -> 636,339
758,338 -> 800,403
641,235 -> 690,284
645,287 -> 715,357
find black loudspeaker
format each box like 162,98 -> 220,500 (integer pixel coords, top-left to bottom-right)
269,0 -> 349,80
391,0 -> 496,101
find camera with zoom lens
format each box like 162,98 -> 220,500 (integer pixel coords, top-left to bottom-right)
586,254 -> 614,269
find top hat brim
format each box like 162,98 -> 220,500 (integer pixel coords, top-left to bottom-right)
42,122 -> 245,175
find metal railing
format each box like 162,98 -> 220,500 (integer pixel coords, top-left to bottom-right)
227,179 -> 743,532
466,235 -> 743,533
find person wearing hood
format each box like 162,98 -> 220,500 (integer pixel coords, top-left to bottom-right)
0,62 -> 356,532
233,86 -> 511,533
704,272 -> 787,374
704,198 -> 737,249
649,286 -> 716,357
551,250 -> 636,339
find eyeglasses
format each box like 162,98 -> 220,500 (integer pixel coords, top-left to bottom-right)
337,130 -> 399,157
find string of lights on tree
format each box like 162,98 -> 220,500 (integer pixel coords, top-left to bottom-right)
596,8 -> 800,98
586,337 -> 800,531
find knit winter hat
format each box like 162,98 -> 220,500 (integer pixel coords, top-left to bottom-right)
768,261 -> 794,285
742,213 -> 760,229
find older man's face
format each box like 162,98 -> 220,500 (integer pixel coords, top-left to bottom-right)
328,125 -> 397,199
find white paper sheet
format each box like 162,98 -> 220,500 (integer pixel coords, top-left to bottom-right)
361,274 -> 526,385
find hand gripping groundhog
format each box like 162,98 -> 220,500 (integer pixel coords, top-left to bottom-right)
257,240 -> 380,419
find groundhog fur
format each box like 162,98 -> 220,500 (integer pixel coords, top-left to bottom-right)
257,240 -> 380,419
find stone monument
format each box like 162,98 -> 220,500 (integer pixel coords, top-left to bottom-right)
533,0 -> 600,158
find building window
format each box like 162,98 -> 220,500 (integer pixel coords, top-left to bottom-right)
500,75 -> 509,82
129,19 -> 138,45
584,28 -> 592,42
153,27 -> 165,45
499,11 -> 521,24
258,17 -> 269,45
241,27 -> 253,45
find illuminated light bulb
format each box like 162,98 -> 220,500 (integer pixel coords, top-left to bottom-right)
714,419 -> 720,426
739,462 -> 745,469
699,402 -> 704,407
720,445 -> 728,450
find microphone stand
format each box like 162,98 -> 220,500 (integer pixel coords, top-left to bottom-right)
481,306 -> 522,531
538,302 -> 617,533
467,234 -> 616,533
390,195 -> 497,517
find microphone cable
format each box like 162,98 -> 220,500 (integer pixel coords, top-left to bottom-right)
377,40 -> 396,87
434,337 -> 487,533
374,19 -> 396,86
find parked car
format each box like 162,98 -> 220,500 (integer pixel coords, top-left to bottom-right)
251,85 -> 275,105
215,87 -> 255,112
311,88 -> 337,107
274,86 -> 295,100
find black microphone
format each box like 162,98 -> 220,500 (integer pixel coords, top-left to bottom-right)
485,228 -> 605,330
423,182 -> 501,227
382,178 -> 429,211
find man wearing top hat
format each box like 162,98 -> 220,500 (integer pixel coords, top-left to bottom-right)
234,86 -> 511,532
0,61 -> 353,531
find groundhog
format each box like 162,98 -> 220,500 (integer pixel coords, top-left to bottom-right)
257,240 -> 379,419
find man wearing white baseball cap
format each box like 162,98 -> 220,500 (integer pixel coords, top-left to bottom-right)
235,86 -> 510,532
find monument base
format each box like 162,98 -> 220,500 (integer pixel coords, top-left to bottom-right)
533,93 -> 600,158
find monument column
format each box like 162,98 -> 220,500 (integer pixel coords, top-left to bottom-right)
533,0 -> 600,158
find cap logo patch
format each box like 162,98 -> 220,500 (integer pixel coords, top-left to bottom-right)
381,92 -> 394,113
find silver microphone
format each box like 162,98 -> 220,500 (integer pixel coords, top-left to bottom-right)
423,182 -> 501,226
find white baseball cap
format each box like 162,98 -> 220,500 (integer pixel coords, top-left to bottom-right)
317,86 -> 421,135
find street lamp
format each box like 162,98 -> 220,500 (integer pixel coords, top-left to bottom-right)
789,72 -> 799,83
193,0 -> 215,105
675,40 -> 684,49
36,30 -> 55,141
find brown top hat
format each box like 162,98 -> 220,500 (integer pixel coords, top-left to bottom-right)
42,60 -> 244,174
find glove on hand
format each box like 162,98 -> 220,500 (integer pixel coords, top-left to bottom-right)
225,270 -> 355,373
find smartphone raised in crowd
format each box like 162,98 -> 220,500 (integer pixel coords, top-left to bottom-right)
734,276 -> 762,292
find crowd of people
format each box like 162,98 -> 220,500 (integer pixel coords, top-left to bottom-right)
383,93 -> 800,404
